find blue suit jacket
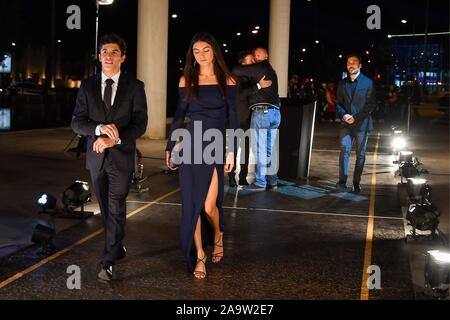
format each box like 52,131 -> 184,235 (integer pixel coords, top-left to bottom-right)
336,73 -> 376,132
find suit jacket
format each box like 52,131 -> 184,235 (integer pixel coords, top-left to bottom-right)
232,60 -> 280,107
234,75 -> 258,128
71,72 -> 148,174
336,73 -> 376,132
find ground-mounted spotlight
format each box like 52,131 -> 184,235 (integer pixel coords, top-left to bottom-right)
99,0 -> 114,5
407,178 -> 432,204
424,250 -> 450,298
399,151 -> 413,163
62,180 -> 91,208
31,222 -> 56,254
391,127 -> 407,154
391,136 -> 407,152
396,152 -> 428,183
130,149 -> 149,194
405,203 -> 439,240
36,192 -> 57,214
61,180 -> 93,219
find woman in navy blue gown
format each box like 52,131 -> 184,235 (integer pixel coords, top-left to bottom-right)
165,32 -> 237,279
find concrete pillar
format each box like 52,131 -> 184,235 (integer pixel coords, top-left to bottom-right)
269,0 -> 291,98
137,0 -> 169,139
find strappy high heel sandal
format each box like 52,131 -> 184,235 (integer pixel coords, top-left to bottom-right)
212,233 -> 224,264
193,255 -> 207,279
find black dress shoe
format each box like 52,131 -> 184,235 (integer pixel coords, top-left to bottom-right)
98,265 -> 113,281
117,246 -> 127,261
228,174 -> 237,187
353,183 -> 362,194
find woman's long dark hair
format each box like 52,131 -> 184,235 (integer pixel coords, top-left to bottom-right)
183,32 -> 235,101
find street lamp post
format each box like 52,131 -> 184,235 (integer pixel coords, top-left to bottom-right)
422,0 -> 430,96
94,0 -> 99,66
11,43 -> 16,83
93,0 -> 114,75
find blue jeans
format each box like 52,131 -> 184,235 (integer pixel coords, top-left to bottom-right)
250,108 -> 281,188
339,127 -> 369,185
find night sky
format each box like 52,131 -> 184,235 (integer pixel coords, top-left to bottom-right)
0,0 -> 449,112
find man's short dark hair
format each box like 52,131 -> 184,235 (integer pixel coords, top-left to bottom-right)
98,33 -> 127,55
346,53 -> 362,64
237,50 -> 252,64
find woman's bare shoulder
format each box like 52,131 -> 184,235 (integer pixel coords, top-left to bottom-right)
226,77 -> 237,86
179,76 -> 186,88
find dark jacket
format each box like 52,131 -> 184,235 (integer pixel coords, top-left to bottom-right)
234,75 -> 259,128
336,73 -> 376,132
71,72 -> 148,174
232,60 -> 280,107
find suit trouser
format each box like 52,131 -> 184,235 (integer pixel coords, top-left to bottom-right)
90,155 -> 133,267
339,127 -> 369,185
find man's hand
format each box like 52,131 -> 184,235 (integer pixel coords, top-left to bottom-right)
224,152 -> 234,173
259,75 -> 272,89
343,114 -> 355,125
100,123 -> 119,140
165,150 -> 178,170
93,137 -> 116,154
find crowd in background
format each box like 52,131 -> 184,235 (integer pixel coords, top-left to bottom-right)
287,74 -> 423,127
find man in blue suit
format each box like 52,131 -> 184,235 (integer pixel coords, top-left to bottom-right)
336,54 -> 377,194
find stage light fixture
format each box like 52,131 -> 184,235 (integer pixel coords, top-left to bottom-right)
425,250 -> 450,297
36,192 -> 57,214
62,180 -> 91,210
397,152 -> 428,183
404,177 -> 439,240
61,180 -> 94,219
406,178 -> 431,203
392,136 -> 407,151
406,203 -> 439,237
399,162 -> 420,182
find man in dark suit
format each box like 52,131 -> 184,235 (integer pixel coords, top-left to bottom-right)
72,34 -> 148,281
336,54 -> 376,194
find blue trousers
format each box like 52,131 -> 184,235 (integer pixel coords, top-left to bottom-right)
250,108 -> 281,188
339,127 -> 369,184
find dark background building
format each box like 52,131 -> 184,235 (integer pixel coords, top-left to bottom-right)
0,0 -> 448,128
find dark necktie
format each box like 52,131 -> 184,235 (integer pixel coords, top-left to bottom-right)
104,78 -> 114,110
